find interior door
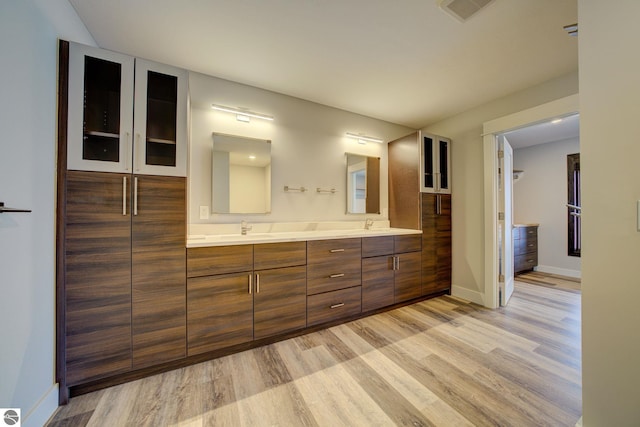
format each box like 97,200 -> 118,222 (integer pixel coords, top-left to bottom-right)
498,136 -> 515,306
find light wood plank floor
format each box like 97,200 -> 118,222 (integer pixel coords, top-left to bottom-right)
516,271 -> 581,293
47,281 -> 581,426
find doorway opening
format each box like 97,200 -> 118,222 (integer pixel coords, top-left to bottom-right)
482,94 -> 579,309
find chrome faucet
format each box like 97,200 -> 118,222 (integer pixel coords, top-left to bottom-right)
241,220 -> 252,235
365,218 -> 374,230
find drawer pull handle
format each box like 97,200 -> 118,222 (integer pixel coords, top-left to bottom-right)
330,273 -> 345,278
330,303 -> 345,309
528,243 -> 534,247
527,259 -> 535,263
330,249 -> 345,253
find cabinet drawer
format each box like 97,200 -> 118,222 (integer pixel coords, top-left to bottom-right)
394,234 -> 422,253
307,238 -> 361,263
254,241 -> 306,270
362,236 -> 394,258
187,245 -> 253,278
307,286 -> 362,326
307,238 -> 361,295
515,254 -> 538,272
516,238 -> 537,256
307,261 -> 362,295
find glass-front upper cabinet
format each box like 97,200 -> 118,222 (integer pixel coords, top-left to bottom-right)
420,132 -> 451,194
68,42 -> 134,173
67,42 -> 187,176
133,59 -> 187,177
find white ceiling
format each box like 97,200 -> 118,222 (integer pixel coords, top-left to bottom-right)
504,113 -> 580,150
68,0 -> 578,129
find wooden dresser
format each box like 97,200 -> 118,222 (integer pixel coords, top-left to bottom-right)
514,224 -> 538,274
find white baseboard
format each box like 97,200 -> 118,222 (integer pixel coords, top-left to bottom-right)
451,285 -> 485,306
535,265 -> 581,279
23,383 -> 58,427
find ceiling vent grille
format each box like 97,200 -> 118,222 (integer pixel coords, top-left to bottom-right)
438,0 -> 496,22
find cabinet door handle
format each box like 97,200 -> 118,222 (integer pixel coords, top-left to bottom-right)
256,273 -> 260,293
122,176 -> 127,216
133,177 -> 138,216
330,249 -> 345,253
330,273 -> 345,278
135,133 -> 142,172
395,256 -> 400,270
330,303 -> 345,309
248,274 -> 252,294
125,132 -> 131,171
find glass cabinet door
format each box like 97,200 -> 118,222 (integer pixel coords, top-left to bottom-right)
67,42 -> 134,173
422,135 -> 435,191
133,59 -> 187,177
437,137 -> 451,194
420,133 -> 451,194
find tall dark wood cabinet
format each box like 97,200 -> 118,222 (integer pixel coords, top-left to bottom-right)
57,40 -> 188,401
64,171 -> 133,385
131,175 -> 186,369
421,193 -> 452,295
388,132 -> 421,230
388,131 -> 452,297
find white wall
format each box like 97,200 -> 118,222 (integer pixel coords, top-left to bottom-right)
513,137 -> 581,277
579,0 -> 640,424
0,1 -> 95,426
188,71 -> 413,227
422,71 -> 579,304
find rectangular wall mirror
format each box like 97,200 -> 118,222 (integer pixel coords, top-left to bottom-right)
212,133 -> 271,214
346,153 -> 380,214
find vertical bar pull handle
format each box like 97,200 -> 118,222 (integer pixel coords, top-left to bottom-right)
135,133 -> 142,172
133,177 -> 138,216
122,176 -> 127,215
125,132 -> 131,171
396,256 -> 400,270
248,274 -> 252,294
256,274 -> 260,293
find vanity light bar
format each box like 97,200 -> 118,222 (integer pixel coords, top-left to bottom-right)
345,132 -> 384,144
211,104 -> 274,121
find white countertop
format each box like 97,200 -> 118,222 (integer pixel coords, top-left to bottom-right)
187,227 -> 421,248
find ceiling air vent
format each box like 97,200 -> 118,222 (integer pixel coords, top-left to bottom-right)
438,0 -> 496,22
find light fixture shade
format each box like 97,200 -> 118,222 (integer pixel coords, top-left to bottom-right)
212,104 -> 274,121
345,132 -> 383,144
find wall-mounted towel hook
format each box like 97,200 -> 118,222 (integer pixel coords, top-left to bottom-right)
0,202 -> 31,213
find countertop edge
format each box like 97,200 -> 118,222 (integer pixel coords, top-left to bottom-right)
186,228 -> 422,248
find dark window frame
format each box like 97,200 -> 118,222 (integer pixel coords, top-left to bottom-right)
567,153 -> 581,257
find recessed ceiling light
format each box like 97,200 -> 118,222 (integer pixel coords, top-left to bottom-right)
249,155 -> 256,160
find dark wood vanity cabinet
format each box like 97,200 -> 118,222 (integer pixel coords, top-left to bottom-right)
514,225 -> 538,273
362,235 -> 422,310
186,242 -> 307,356
393,235 -> 423,303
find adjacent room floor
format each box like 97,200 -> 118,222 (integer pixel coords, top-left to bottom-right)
48,277 -> 581,426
